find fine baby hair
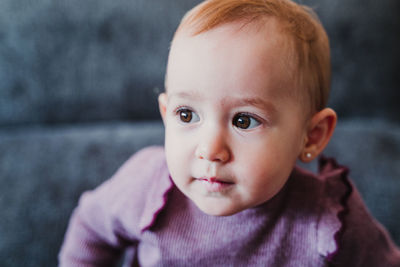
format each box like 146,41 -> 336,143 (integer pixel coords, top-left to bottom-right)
59,0 -> 400,266
173,0 -> 331,114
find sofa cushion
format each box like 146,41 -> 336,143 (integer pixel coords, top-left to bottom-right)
0,122 -> 164,267
0,119 -> 399,266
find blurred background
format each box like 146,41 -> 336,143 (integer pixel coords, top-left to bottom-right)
0,0 -> 399,266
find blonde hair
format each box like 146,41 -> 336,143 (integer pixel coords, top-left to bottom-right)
173,0 -> 331,113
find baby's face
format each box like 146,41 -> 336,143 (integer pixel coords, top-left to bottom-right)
160,20 -> 309,216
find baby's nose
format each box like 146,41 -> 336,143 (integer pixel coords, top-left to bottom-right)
195,128 -> 230,163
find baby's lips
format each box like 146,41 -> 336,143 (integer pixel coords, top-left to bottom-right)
201,176 -> 234,184
208,177 -> 218,183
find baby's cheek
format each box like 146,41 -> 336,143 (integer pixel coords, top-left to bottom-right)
239,155 -> 287,190
238,152 -> 274,174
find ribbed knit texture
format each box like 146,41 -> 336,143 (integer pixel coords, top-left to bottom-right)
59,146 -> 400,266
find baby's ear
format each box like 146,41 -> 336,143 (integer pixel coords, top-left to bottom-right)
299,108 -> 337,162
158,93 -> 168,124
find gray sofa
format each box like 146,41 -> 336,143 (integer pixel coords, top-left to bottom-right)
0,0 -> 399,266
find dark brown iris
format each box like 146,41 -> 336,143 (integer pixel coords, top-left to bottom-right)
179,110 -> 193,123
233,114 -> 250,129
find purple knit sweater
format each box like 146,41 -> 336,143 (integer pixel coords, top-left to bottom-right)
59,146 -> 400,266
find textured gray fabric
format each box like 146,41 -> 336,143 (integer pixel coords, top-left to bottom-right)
304,0 -> 400,121
0,0 -> 399,126
0,0 -> 202,126
1,120 -> 400,267
0,122 -> 164,267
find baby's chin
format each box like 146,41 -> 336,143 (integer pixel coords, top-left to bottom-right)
190,195 -> 256,217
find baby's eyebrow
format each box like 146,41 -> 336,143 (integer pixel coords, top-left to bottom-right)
168,91 -> 202,101
168,92 -> 277,114
233,97 -> 277,114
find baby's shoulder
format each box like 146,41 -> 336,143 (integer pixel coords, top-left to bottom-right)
76,146 -> 173,237
91,146 -> 169,202
291,157 -> 400,266
116,146 -> 167,181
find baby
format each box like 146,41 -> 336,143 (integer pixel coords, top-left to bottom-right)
59,0 -> 400,266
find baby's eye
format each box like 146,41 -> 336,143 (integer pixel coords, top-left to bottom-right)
177,108 -> 200,123
232,113 -> 261,129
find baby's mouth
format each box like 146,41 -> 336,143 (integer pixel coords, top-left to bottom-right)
198,177 -> 234,193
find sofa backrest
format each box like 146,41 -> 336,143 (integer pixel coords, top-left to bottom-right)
0,0 -> 399,126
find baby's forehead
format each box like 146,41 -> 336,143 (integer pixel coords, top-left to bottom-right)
169,20 -> 299,96
174,19 -> 296,72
